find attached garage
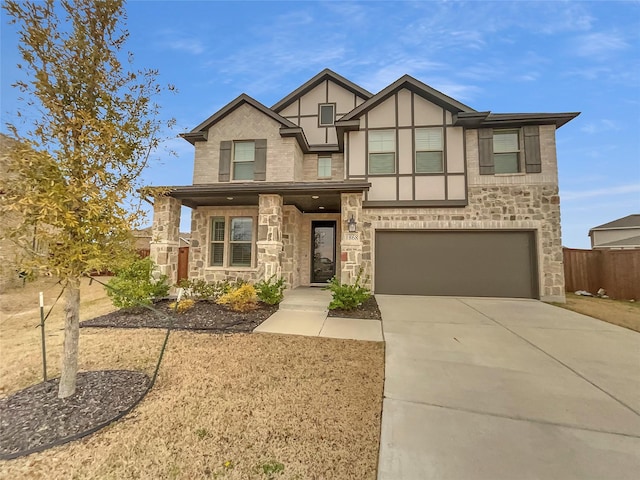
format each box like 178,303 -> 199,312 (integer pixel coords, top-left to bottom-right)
374,230 -> 538,298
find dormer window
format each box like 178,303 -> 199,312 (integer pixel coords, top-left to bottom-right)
319,104 -> 335,126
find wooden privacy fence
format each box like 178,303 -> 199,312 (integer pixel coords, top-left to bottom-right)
137,247 -> 189,282
563,248 -> 640,300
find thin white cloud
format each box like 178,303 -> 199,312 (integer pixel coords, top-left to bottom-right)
166,39 -> 205,55
580,119 -> 620,134
562,184 -> 640,201
572,32 -> 629,58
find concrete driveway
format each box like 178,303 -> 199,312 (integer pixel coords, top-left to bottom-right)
376,296 -> 640,480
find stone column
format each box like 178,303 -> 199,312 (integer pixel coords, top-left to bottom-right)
257,194 -> 283,281
150,195 -> 181,287
340,192 -> 364,285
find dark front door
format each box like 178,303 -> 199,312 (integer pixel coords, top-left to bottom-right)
311,221 -> 336,283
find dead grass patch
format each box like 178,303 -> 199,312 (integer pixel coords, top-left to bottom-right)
554,293 -> 640,333
0,278 -> 385,479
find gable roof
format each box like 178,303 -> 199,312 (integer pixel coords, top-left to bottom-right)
589,214 -> 640,233
181,94 -> 297,144
339,74 -> 476,122
271,68 -> 373,112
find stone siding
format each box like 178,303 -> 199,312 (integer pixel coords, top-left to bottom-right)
360,184 -> 564,302
257,194 -> 283,281
282,205 -> 303,287
150,196 -> 181,286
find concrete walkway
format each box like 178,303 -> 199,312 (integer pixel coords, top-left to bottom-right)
377,295 -> 640,480
253,287 -> 383,342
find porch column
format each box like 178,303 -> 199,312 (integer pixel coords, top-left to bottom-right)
150,195 -> 181,287
257,194 -> 283,281
340,192 -> 364,284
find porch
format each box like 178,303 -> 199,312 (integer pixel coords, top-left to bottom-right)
149,181 -> 369,288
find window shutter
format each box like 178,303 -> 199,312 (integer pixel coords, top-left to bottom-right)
523,125 -> 541,173
218,141 -> 231,182
478,128 -> 494,175
254,139 -> 267,181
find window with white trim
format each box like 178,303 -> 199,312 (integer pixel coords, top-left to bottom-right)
415,128 -> 443,173
317,156 -> 332,178
493,130 -> 520,174
209,216 -> 254,267
233,141 -> 255,180
368,130 -> 396,174
319,104 -> 335,126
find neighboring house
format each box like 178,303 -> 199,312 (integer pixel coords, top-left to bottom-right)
134,226 -> 190,250
149,69 -> 579,301
589,215 -> 640,250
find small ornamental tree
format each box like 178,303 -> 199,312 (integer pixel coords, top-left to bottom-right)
1,0 -> 174,398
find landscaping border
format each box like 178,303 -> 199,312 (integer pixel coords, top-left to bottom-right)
0,370 -> 151,461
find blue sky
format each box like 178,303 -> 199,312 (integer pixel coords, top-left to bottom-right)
1,0 -> 639,248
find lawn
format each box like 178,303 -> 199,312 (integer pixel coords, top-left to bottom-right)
0,277 -> 385,479
555,293 -> 640,333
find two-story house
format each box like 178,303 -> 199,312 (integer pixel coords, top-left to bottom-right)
149,69 -> 578,302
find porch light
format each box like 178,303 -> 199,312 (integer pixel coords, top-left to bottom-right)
226,197 -> 234,200
311,195 -> 319,199
347,215 -> 357,233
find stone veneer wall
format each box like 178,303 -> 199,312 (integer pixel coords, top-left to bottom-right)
282,205 -> 303,288
256,194 -> 283,281
360,184 -> 564,302
150,195 -> 181,286
187,206 -> 259,284
340,193 -> 364,285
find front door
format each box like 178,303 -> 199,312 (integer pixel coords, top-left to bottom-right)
311,221 -> 336,283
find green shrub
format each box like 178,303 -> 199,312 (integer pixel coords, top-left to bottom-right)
255,275 -> 286,305
107,257 -> 169,310
217,283 -> 258,312
324,268 -> 370,310
176,278 -> 224,301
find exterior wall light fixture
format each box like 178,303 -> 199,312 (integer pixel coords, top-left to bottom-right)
347,215 -> 357,233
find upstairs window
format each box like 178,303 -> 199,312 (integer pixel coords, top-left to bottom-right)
493,130 -> 520,174
319,104 -> 335,126
478,126 -> 541,175
318,156 -> 332,178
368,130 -> 396,174
415,128 -> 443,173
233,141 -> 255,180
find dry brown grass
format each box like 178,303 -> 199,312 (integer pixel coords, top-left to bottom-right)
555,293 -> 640,333
0,277 -> 385,479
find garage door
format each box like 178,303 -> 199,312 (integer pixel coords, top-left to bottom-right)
375,231 -> 538,298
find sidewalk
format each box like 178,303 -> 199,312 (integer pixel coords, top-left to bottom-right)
254,287 -> 383,342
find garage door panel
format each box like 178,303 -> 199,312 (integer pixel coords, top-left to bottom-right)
375,231 -> 537,298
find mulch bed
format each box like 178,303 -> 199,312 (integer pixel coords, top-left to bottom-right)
0,370 -> 149,460
80,299 -> 279,332
327,295 -> 382,320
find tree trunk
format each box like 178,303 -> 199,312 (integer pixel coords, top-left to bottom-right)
58,276 -> 81,399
